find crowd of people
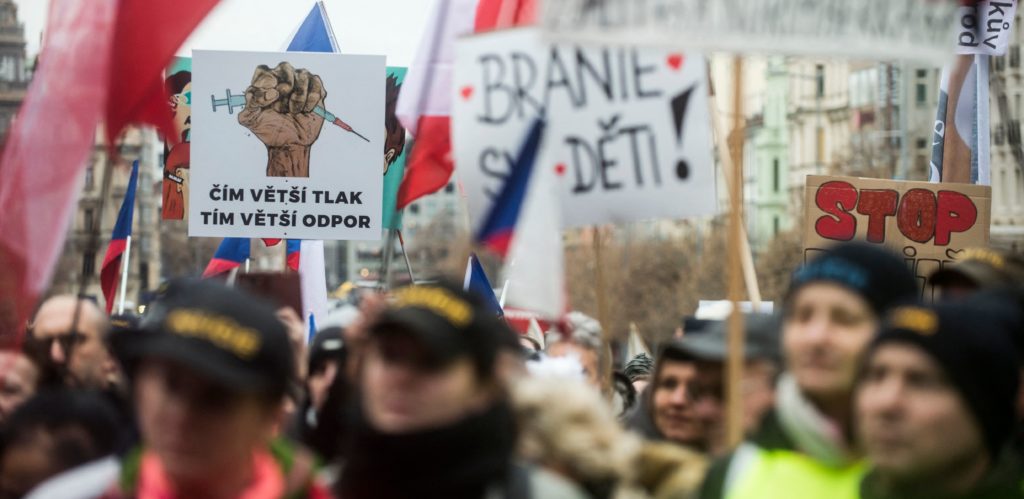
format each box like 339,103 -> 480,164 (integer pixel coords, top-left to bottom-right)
0,241 -> 1022,498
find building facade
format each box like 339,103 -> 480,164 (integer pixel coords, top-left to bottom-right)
49,127 -> 163,312
0,0 -> 28,140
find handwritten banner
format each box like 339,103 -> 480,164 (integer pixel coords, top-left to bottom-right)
804,175 -> 991,297
452,28 -> 716,229
542,0 -> 959,64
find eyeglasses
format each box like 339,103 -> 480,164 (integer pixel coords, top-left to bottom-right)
24,330 -> 86,360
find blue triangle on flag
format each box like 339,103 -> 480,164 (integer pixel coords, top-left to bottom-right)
288,1 -> 338,53
464,253 -> 503,318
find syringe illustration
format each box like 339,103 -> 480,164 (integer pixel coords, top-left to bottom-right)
211,89 -> 369,142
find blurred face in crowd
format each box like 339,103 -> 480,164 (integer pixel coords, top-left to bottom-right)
692,361 -> 724,453
362,331 -> 495,434
307,359 -> 339,412
0,351 -> 38,423
0,429 -> 63,499
743,359 -> 779,434
134,359 -> 280,486
652,357 -> 703,448
857,344 -> 987,486
547,342 -> 600,388
30,296 -> 118,389
783,283 -> 878,401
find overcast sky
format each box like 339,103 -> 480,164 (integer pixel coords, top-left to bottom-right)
15,0 -> 434,66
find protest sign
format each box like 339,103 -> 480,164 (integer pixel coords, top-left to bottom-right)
190,50 -> 385,240
452,28 -> 716,229
383,66 -> 409,230
541,0 -> 959,64
163,57 -> 192,220
955,1 -> 1018,56
929,55 -> 990,185
804,175 -> 991,298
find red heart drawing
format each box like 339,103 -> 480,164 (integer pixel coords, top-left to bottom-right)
460,86 -> 474,100
667,54 -> 684,71
554,163 -> 567,176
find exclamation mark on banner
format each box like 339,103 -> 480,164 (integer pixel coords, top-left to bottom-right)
671,86 -> 695,180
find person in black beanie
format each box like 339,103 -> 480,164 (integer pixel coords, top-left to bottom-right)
336,281 -> 580,499
857,302 -> 1023,499
701,242 -> 918,499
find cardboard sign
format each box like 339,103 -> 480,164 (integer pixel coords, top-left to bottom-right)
955,1 -> 1018,56
163,57 -> 192,220
190,50 -> 385,240
804,175 -> 991,296
452,28 -> 716,229
541,0 -> 959,64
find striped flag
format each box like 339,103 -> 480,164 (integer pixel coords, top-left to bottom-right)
202,238 -> 250,278
99,161 -> 139,313
463,253 -> 503,317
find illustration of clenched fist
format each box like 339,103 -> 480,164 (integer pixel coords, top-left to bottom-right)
238,62 -> 326,177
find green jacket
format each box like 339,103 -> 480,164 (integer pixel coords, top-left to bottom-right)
859,451 -> 1024,499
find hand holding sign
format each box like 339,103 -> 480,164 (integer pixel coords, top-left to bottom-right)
238,62 -> 327,178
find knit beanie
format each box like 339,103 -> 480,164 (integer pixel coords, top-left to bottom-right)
788,242 -> 918,317
867,301 -> 1021,458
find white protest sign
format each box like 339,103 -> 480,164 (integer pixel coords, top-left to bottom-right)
541,0 -> 959,64
452,28 -> 716,229
955,1 -> 1018,56
190,50 -> 385,240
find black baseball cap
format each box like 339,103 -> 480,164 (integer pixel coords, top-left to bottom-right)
369,281 -> 518,375
666,313 -> 781,363
108,279 -> 294,397
930,247 -> 1024,290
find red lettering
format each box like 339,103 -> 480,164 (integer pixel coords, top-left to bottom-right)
897,189 -> 938,243
815,181 -> 857,241
934,191 -> 978,246
856,189 -> 898,243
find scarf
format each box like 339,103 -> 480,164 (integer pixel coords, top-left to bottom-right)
774,374 -> 858,468
337,402 -> 517,499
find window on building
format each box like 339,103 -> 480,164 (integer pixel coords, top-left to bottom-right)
996,56 -> 1006,72
916,69 -> 927,78
84,166 -> 94,191
816,127 -> 825,164
409,203 -> 420,215
915,83 -> 927,105
84,208 -> 95,231
815,64 -> 825,98
1012,46 -> 1020,68
772,158 -> 780,193
1016,94 -> 1022,120
445,182 -> 455,194
773,216 -> 780,236
140,262 -> 149,292
916,138 -> 927,149
82,251 -> 95,278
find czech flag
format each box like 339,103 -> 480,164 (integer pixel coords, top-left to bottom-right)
202,238 -> 250,278
463,253 -> 503,317
474,119 -> 544,257
286,239 -> 301,271
99,161 -> 139,313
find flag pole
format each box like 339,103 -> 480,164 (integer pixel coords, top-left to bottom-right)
116,235 -> 132,314
592,226 -> 612,395
244,258 -> 250,273
396,230 -> 416,284
379,229 -> 396,290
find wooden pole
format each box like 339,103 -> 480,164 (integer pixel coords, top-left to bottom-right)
725,56 -> 747,448
592,226 -> 612,394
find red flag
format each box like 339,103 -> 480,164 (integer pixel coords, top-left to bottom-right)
474,0 -> 535,31
105,0 -> 220,147
0,0 -> 219,338
0,0 -> 119,338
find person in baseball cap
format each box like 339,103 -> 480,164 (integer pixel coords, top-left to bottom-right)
41,279 -> 332,499
337,281 -> 577,499
857,301 -> 1022,498
930,247 -> 1024,300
